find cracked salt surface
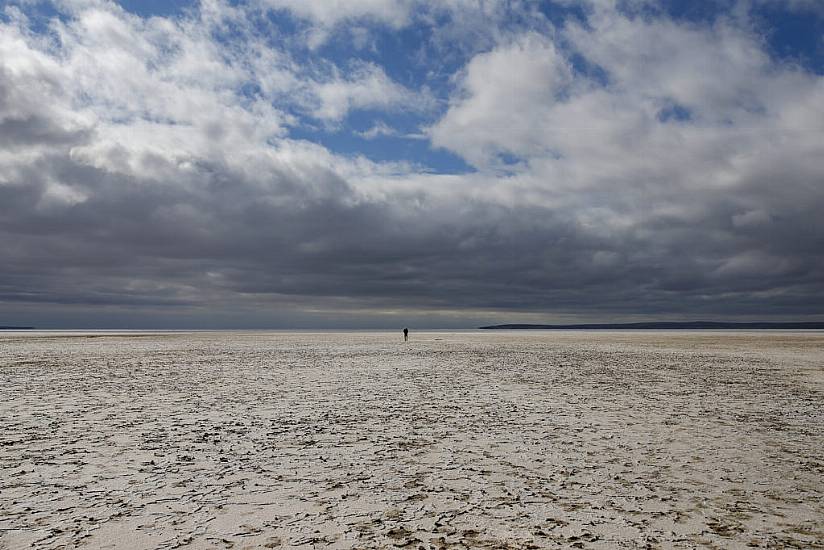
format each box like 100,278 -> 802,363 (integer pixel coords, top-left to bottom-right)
1,330 -> 822,549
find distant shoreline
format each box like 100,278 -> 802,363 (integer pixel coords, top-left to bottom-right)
480,322 -> 824,330
0,326 -> 35,330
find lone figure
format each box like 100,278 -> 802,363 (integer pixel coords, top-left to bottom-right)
403,328 -> 409,342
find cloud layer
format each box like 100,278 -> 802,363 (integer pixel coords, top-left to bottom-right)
1,0 -> 823,327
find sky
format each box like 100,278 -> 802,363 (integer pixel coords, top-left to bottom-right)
1,0 -> 823,329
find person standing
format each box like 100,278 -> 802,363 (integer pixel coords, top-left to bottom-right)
403,328 -> 409,342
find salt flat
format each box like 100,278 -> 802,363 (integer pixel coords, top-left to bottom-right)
1,330 -> 822,549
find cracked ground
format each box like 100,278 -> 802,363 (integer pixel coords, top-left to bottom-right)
1,331 -> 822,549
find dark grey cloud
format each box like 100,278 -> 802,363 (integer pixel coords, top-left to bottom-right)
2,143 -> 822,327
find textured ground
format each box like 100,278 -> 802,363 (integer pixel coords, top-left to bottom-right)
0,330 -> 822,549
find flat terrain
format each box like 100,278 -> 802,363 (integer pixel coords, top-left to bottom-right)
1,331 -> 822,549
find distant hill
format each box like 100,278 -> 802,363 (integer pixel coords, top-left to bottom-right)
0,326 -> 35,330
480,321 -> 824,330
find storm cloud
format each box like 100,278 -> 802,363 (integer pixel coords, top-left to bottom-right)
1,0 -> 823,328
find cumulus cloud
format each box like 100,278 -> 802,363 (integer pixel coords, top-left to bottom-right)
259,0 -> 414,27
1,0 -> 823,327
429,32 -> 572,167
429,5 -> 824,312
310,61 -> 433,122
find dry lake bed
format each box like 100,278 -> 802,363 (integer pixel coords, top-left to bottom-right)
1,330 -> 822,549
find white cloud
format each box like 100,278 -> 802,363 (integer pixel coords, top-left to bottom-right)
255,0 -> 523,51
429,33 -> 572,168
258,0 -> 414,28
0,0 -> 430,177
356,121 -> 398,139
310,62 -> 432,123
430,5 -> 824,195
256,0 -> 416,48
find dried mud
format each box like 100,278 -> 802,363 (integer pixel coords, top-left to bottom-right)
1,331 -> 822,549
